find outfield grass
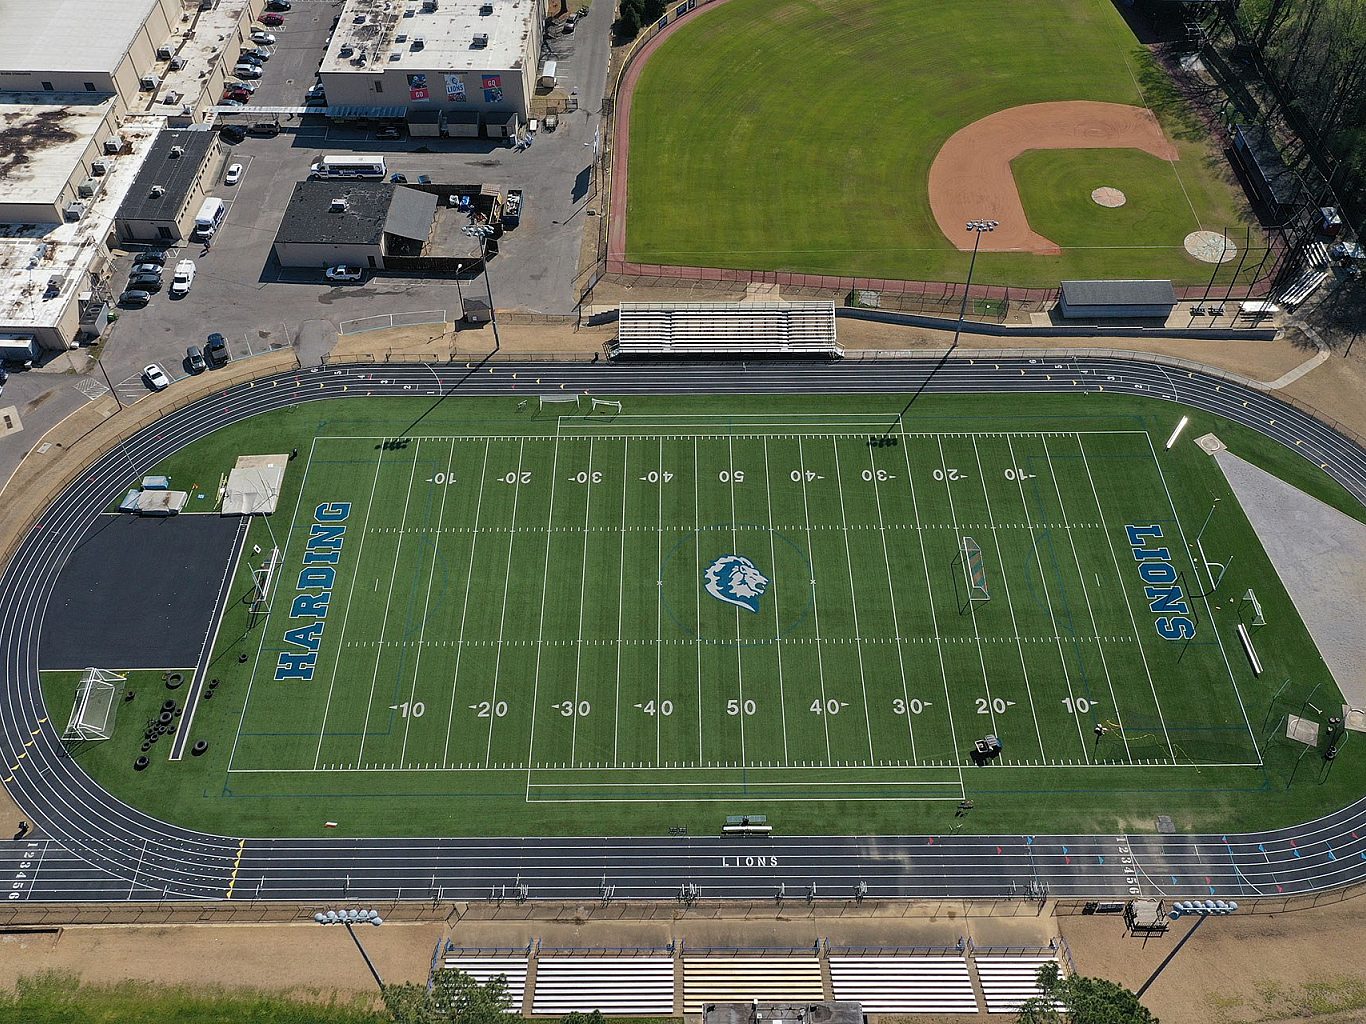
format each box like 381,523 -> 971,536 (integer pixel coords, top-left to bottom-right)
624,0 -> 1255,286
48,392 -> 1364,840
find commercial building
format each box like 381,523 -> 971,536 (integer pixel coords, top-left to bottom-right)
0,94 -> 121,225
272,181 -> 439,269
318,0 -> 545,131
115,128 -> 224,243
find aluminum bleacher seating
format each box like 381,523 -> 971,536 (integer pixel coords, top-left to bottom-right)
681,956 -> 825,1013
612,302 -> 841,358
828,955 -> 978,1014
531,956 -> 675,1016
974,955 -> 1059,1013
439,957 -> 529,1007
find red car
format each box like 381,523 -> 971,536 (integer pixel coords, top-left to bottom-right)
260,12 -> 285,25
222,86 -> 251,102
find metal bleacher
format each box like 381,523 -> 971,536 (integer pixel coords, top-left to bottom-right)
611,302 -> 841,359
974,955 -> 1061,1013
531,956 -> 675,1016
439,954 -> 529,1007
829,955 -> 978,1014
681,956 -> 825,1014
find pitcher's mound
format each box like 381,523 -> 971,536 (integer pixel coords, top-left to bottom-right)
1185,230 -> 1237,263
1091,187 -> 1126,208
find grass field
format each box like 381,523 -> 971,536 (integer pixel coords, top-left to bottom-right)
624,0 -> 1256,286
49,393 -> 1364,839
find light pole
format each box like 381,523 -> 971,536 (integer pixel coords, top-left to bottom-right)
1136,900 -> 1238,998
885,218 -> 998,436
315,908 -> 385,992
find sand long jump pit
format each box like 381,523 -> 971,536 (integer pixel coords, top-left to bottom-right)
928,101 -> 1181,254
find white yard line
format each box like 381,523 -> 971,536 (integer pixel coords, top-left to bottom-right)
693,438 -> 704,764
1142,432 -> 1259,760
357,439 -> 423,766
1074,434 -> 1175,762
521,434 -> 562,775
228,437 -> 320,773
441,439 -> 491,768
569,438 -> 596,764
796,437 -> 834,763
1004,434 -> 1091,762
761,436 -> 791,765
612,437 -> 629,766
487,439 -> 529,768
969,437 -> 1047,759
936,436 -> 999,736
398,437 -> 457,766
1040,434 -> 1132,761
830,438 -> 876,761
867,444 -> 917,762
312,442 -> 388,769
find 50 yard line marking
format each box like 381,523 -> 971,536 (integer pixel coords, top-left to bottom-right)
313,441 -> 388,769
441,439 -> 491,769
489,439 -> 528,768
399,436 -> 458,766
970,436 -> 1046,759
830,437 -> 876,760
357,439 -> 422,766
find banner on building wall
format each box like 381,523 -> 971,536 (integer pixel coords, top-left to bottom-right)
407,74 -> 430,101
444,74 -> 467,102
481,74 -> 503,103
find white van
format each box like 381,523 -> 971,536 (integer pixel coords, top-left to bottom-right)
192,197 -> 226,239
538,60 -> 557,89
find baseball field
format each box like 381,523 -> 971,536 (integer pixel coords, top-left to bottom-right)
40,391 -> 1366,839
622,0 -> 1256,286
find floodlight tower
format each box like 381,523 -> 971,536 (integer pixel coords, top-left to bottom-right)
315,908 -> 385,991
953,220 -> 999,350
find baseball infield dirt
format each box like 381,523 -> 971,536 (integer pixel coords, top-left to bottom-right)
928,101 -> 1180,254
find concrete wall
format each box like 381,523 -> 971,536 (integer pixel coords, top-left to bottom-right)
273,241 -> 384,270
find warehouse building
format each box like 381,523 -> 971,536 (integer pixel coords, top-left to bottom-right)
1058,280 -> 1178,320
318,0 -> 544,131
272,181 -> 439,270
115,128 -> 224,243
0,94 -> 122,226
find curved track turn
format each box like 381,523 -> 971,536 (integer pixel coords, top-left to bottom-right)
2,358 -> 1365,905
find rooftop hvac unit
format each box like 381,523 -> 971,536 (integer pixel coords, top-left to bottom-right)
91,158 -> 109,175
46,273 -> 67,296
412,35 -> 425,49
157,44 -> 175,60
330,198 -> 349,212
77,178 -> 99,197
395,32 -> 407,41
150,185 -> 167,197
104,135 -> 124,154
64,202 -> 86,222
480,2 -> 493,13
170,145 -> 185,158
472,32 -> 489,47
170,57 -> 187,70
422,0 -> 439,9
140,74 -> 160,90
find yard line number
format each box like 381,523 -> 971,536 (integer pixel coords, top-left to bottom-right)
470,700 -> 508,718
391,701 -> 424,718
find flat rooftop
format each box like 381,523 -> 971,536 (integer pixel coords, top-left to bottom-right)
275,180 -> 393,246
0,94 -> 117,209
0,0 -> 163,76
0,117 -> 161,332
321,0 -> 534,78
118,128 -> 219,224
156,0 -> 257,110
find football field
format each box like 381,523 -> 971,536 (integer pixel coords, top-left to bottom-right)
227,412 -> 1261,805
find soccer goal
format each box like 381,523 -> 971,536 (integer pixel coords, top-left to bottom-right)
961,536 -> 990,603
62,667 -> 126,742
250,545 -> 282,619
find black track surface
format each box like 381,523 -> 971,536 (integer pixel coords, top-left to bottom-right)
39,514 -> 245,671
2,358 -> 1366,905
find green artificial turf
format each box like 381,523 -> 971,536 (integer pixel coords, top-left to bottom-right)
46,392 -> 1364,844
623,0 -> 1256,286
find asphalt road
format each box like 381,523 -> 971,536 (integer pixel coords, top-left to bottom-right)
2,358 -> 1365,905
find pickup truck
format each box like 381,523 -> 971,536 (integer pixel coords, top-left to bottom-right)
503,188 -> 523,228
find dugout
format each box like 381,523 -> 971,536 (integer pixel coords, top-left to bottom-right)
1232,124 -> 1302,224
1058,279 -> 1177,320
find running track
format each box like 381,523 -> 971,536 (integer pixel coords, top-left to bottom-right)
2,358 -> 1365,905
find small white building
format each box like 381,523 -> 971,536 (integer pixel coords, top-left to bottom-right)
319,0 -> 544,130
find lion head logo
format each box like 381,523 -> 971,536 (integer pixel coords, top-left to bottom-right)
703,554 -> 770,614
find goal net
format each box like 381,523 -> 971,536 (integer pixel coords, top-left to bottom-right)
962,536 -> 990,602
62,667 -> 125,742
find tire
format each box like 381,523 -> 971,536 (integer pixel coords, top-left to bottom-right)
158,711 -> 173,725
134,756 -> 149,771
166,672 -> 184,690
192,740 -> 209,757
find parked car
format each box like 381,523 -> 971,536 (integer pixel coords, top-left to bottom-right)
244,47 -> 273,61
325,265 -> 364,282
563,18 -> 575,32
233,64 -> 263,79
186,346 -> 207,374
138,250 -> 168,265
131,261 -> 163,277
225,163 -> 244,185
390,172 -> 407,183
219,124 -> 247,143
305,83 -> 326,103
119,290 -> 152,308
248,121 -> 280,136
260,11 -> 285,25
0,367 -> 7,396
205,332 -> 230,368
250,29 -> 276,44
265,0 -> 291,10
229,79 -> 259,93
128,274 -> 162,293
239,51 -> 268,66
222,88 -> 250,103
169,259 -> 196,297
143,364 -> 171,391
375,125 -> 402,140
219,98 -> 246,108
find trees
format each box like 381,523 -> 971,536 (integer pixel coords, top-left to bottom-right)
1015,962 -> 1158,1024
384,971 -> 521,1024
616,0 -> 644,40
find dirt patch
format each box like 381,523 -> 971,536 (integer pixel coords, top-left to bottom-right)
928,101 -> 1180,254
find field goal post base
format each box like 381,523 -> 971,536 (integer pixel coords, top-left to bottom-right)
62,667 -> 126,742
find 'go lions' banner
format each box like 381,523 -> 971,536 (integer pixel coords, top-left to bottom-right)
444,73 -> 466,102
